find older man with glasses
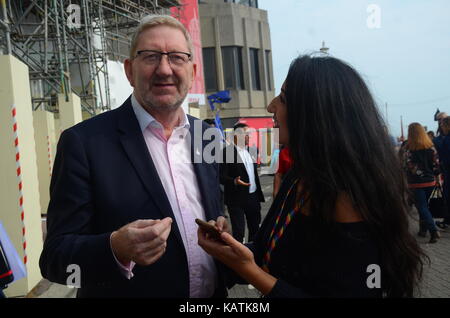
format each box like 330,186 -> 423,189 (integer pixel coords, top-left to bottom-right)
40,15 -> 227,298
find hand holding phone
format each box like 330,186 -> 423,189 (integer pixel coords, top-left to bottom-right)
195,219 -> 223,241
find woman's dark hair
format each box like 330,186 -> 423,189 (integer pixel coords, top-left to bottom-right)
285,54 -> 427,297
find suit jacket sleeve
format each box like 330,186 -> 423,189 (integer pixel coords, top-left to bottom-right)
39,128 -> 124,287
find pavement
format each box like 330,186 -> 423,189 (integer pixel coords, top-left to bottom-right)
30,174 -> 449,298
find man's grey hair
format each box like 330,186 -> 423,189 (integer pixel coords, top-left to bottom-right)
129,14 -> 193,60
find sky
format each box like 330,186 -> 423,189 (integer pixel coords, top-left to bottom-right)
258,0 -> 450,138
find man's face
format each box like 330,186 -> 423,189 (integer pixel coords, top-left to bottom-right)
124,25 -> 196,112
234,126 -> 250,147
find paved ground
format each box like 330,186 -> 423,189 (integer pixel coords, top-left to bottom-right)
31,174 -> 449,298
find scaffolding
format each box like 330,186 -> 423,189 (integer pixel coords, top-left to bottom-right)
0,0 -> 181,115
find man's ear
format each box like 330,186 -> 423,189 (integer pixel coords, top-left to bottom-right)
188,62 -> 197,90
124,58 -> 135,87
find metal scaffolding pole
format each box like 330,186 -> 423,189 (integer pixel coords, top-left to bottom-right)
0,0 -> 181,115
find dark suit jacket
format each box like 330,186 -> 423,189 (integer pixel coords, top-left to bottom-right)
220,144 -> 265,207
39,97 -> 226,298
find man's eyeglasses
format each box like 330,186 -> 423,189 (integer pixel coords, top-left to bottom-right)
135,50 -> 192,67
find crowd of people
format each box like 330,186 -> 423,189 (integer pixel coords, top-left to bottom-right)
398,114 -> 450,244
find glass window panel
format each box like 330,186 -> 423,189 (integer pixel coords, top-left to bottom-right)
203,48 -> 217,91
250,48 -> 261,90
265,50 -> 272,91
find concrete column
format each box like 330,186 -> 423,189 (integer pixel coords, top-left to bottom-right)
54,117 -> 62,143
32,109 -> 56,216
214,17 -> 225,91
58,93 -> 82,131
242,18 -> 252,109
258,21 -> 268,108
0,55 -> 43,297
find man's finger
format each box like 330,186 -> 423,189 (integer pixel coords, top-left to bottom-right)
135,217 -> 172,242
141,242 -> 167,259
132,219 -> 159,229
220,232 -> 241,250
140,226 -> 170,250
216,216 -> 226,231
138,245 -> 167,266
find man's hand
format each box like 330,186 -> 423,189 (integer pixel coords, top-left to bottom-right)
110,217 -> 172,266
234,176 -> 250,187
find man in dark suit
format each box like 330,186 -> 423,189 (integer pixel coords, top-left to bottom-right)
39,15 -> 226,298
220,123 -> 265,243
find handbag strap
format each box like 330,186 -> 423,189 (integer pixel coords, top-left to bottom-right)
428,182 -> 445,204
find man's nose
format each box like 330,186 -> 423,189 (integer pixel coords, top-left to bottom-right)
155,55 -> 173,76
267,100 -> 275,113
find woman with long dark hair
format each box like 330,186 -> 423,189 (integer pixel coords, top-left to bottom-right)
403,123 -> 441,243
198,55 -> 427,297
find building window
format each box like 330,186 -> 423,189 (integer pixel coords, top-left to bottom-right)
234,0 -> 258,8
222,46 -> 245,90
250,48 -> 261,91
203,48 -> 218,92
265,50 -> 272,91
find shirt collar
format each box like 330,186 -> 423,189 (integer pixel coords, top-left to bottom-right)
131,93 -> 190,132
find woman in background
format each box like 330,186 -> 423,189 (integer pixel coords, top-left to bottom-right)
199,55 -> 427,298
403,123 -> 440,243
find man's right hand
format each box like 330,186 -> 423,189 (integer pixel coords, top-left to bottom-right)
234,176 -> 250,187
110,217 -> 172,266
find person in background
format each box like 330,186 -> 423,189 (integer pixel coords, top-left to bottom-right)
199,55 -> 427,297
427,131 -> 435,141
433,112 -> 448,154
434,111 -> 448,137
434,117 -> 450,229
220,123 -> 265,243
203,118 -> 216,127
403,123 -> 440,243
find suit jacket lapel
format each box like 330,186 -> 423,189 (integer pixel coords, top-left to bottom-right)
117,99 -> 184,247
188,116 -> 218,221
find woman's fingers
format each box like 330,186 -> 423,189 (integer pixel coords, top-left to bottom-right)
220,232 -> 241,250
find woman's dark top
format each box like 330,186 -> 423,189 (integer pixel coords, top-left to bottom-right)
251,170 -> 382,298
402,146 -> 439,187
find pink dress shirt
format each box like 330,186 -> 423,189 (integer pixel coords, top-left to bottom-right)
110,95 -> 218,297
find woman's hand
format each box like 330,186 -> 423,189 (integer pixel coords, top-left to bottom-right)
198,226 -> 255,273
209,216 -> 232,235
198,218 -> 278,296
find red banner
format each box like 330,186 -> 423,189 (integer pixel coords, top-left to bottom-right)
171,0 -> 206,105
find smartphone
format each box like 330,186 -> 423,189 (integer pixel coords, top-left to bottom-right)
195,218 -> 223,240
